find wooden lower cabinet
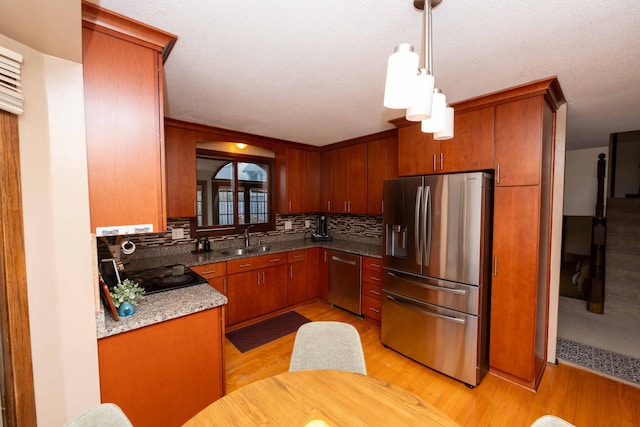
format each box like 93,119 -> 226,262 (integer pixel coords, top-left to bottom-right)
306,248 -> 321,298
490,185 -> 545,389
318,248 -> 330,300
98,307 -> 225,427
361,256 -> 383,322
191,262 -> 227,295
287,250 -> 308,305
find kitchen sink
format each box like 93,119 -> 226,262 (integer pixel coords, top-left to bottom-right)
219,245 -> 271,256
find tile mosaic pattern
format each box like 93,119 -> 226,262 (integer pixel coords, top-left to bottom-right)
556,337 -> 640,385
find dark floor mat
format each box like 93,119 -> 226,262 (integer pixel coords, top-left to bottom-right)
226,311 -> 311,353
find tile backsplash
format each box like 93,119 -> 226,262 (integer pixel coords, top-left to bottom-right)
99,214 -> 382,259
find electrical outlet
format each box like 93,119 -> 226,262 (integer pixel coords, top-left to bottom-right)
304,220 -> 311,228
171,227 -> 184,239
284,220 -> 293,230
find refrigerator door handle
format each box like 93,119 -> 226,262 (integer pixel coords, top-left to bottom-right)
386,295 -> 466,325
423,185 -> 431,266
386,271 -> 468,296
415,186 -> 422,265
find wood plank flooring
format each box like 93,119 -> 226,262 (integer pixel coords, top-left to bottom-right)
225,300 -> 640,426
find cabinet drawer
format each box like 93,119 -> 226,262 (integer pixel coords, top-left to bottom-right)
287,249 -> 306,263
227,253 -> 286,274
362,281 -> 382,300
362,256 -> 383,271
362,295 -> 382,321
362,268 -> 382,285
190,262 -> 226,279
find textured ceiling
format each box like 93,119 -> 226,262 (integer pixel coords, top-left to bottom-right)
97,0 -> 640,150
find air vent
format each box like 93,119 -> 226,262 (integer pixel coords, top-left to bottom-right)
0,45 -> 24,115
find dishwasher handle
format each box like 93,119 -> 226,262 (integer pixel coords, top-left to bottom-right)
331,255 -> 357,266
386,295 -> 466,325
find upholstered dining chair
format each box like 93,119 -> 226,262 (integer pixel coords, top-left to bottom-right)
64,403 -> 133,426
289,321 -> 367,375
530,415 -> 575,427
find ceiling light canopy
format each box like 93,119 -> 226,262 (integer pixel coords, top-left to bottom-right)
383,0 -> 454,140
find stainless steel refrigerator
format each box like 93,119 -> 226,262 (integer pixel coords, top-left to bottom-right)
381,172 -> 492,387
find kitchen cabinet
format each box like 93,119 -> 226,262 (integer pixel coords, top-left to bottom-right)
306,248 -> 321,299
488,79 -> 562,390
165,124 -> 197,217
287,249 -> 308,305
82,2 -> 177,234
98,307 -> 225,427
190,262 -> 227,295
361,256 -> 383,322
396,106 -> 494,176
318,248 -> 330,300
320,150 -> 333,212
227,253 -> 287,325
276,148 -> 321,214
367,134 -> 398,215
325,144 -> 367,214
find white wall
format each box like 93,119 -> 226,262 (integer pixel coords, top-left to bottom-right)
563,146 -> 609,216
1,26 -> 100,427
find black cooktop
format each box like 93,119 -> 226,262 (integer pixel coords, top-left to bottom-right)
120,264 -> 207,295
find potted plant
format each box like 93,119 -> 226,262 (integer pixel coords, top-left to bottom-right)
110,279 -> 145,317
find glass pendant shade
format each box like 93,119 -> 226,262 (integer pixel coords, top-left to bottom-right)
434,106 -> 454,140
421,90 -> 446,133
383,43 -> 419,109
405,70 -> 435,121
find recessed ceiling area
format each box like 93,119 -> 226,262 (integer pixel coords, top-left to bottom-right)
96,0 -> 640,150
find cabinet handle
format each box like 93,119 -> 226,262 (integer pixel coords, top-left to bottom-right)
239,263 -> 252,268
494,257 -> 498,277
348,200 -> 351,212
496,163 -> 501,184
368,307 -> 380,313
369,276 -> 381,282
440,153 -> 444,171
293,254 -> 303,258
369,289 -> 381,295
257,272 -> 261,286
290,266 -> 293,278
370,263 -> 382,268
324,251 -> 327,262
269,258 -> 281,263
289,201 -> 292,212
201,270 -> 216,275
433,154 -> 437,171
344,201 -> 347,212
262,271 -> 265,285
328,200 -> 331,211
194,200 -> 197,215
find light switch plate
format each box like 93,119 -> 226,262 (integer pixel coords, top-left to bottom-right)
304,220 -> 311,228
171,227 -> 184,239
284,220 -> 293,230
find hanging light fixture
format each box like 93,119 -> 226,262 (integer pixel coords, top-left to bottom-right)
383,0 -> 454,139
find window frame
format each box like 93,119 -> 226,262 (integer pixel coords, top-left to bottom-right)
190,148 -> 275,238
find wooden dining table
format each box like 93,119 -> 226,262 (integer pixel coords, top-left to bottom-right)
183,370 -> 460,426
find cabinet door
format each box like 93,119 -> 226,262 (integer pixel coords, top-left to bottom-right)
262,265 -> 288,314
318,248 -> 329,300
288,260 -> 308,305
306,248 -> 320,298
227,270 -> 262,325
347,144 -> 368,214
83,26 -> 166,233
367,136 -> 398,214
495,97 -> 543,186
440,107 -> 494,173
490,186 -> 541,383
284,148 -> 306,213
166,126 -> 197,217
397,124 -> 440,176
331,147 -> 350,213
305,151 -> 321,212
320,151 -> 333,212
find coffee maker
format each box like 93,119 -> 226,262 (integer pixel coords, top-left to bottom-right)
312,214 -> 332,241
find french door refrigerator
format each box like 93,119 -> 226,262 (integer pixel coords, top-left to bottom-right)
381,172 -> 492,387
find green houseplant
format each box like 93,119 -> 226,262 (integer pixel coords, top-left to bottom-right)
110,279 -> 145,317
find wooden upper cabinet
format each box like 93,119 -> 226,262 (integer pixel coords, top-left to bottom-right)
276,148 -> 321,214
397,125 -> 440,176
439,106 -> 494,173
320,150 -> 333,212
82,2 -> 177,234
494,97 -> 545,186
367,134 -> 398,214
165,125 -> 197,217
329,144 -> 367,214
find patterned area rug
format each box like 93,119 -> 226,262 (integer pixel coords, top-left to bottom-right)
226,311 -> 311,353
557,337 -> 640,385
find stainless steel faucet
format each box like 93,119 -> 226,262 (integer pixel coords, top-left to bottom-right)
244,224 -> 254,247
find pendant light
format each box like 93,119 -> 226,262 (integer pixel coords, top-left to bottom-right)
383,0 -> 454,139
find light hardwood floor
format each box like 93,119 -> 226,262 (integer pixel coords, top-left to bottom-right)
225,300 -> 640,426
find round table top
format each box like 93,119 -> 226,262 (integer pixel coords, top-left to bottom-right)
184,370 -> 459,426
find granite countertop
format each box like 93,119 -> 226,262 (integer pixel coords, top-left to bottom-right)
97,237 -> 381,339
96,284 -> 227,339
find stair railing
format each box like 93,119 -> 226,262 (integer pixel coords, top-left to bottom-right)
587,153 -> 606,314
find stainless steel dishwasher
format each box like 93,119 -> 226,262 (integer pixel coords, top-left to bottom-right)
328,250 -> 362,315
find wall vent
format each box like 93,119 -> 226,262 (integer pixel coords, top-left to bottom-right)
0,45 -> 24,115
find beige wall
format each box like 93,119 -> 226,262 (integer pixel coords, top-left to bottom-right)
0,1 -> 101,424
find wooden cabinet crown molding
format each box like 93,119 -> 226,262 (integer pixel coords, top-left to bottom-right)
82,1 -> 177,62
390,76 -> 566,129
